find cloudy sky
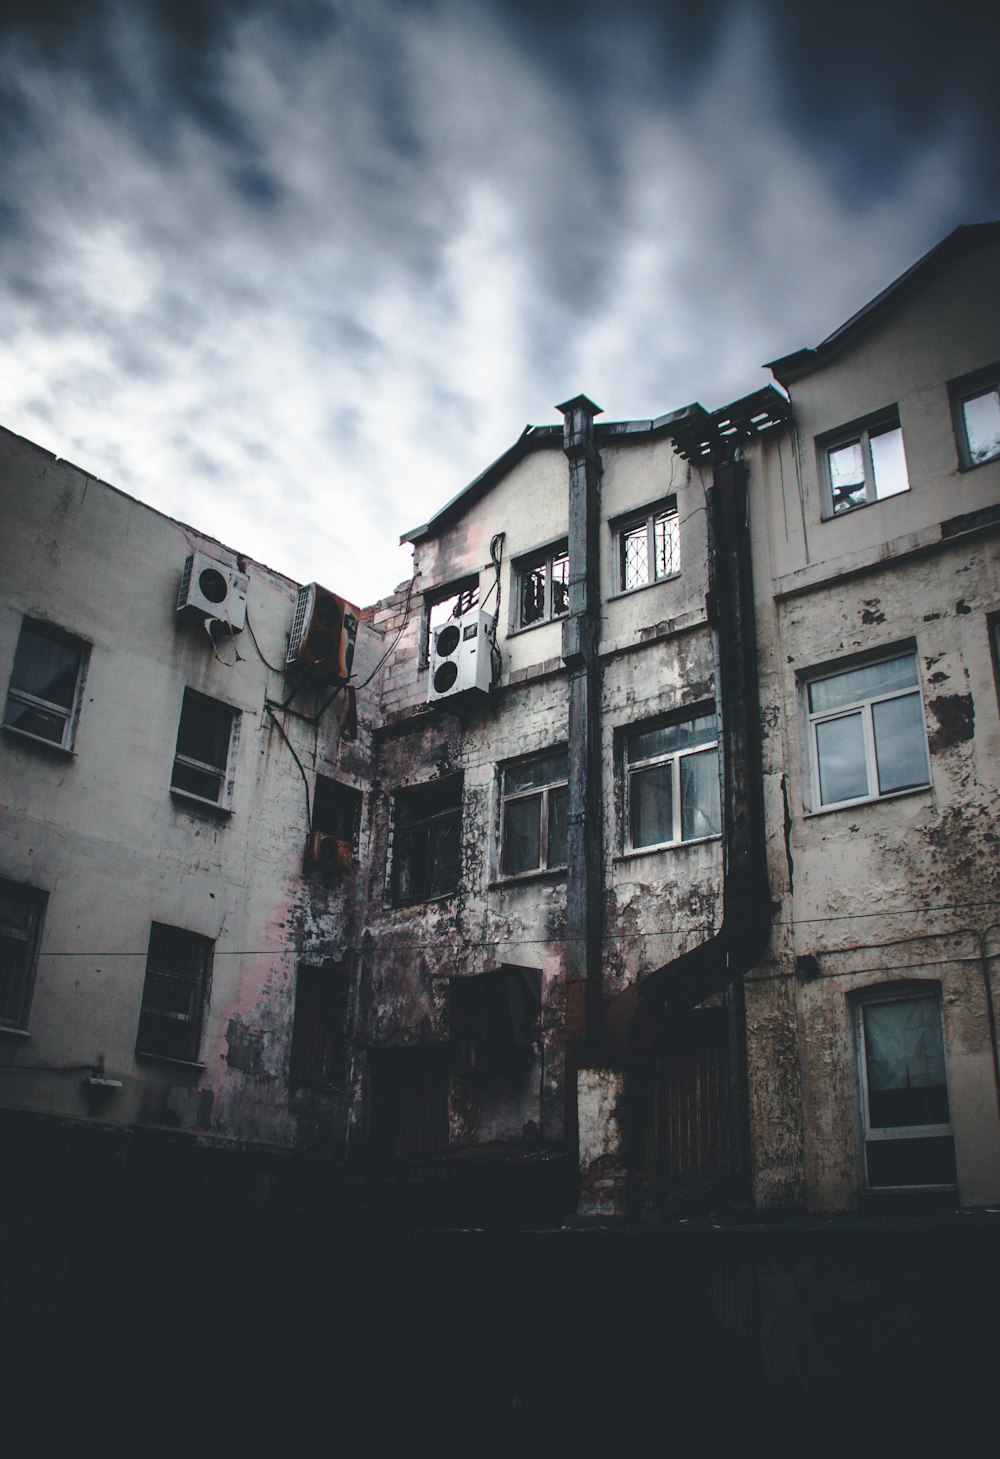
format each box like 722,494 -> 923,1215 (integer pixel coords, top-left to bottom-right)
1,0 -> 998,605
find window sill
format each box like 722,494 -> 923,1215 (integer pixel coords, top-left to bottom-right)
803,783 -> 931,818
608,573 -> 681,602
820,492 -> 910,522
2,723 -> 75,756
170,787 -> 233,816
135,1050 -> 206,1070
389,889 -> 460,910
615,833 -> 721,862
957,453 -> 1000,473
509,615 -> 568,638
490,866 -> 567,890
0,1025 -> 31,1038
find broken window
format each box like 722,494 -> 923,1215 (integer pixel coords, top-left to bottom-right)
0,876 -> 47,1029
313,775 -> 362,848
3,619 -> 87,751
821,411 -> 909,516
516,542 -> 569,628
136,922 -> 212,1063
424,578 -> 480,662
616,499 -> 680,591
950,362 -> 1000,469
625,710 -> 721,850
501,749 -> 568,876
390,774 -> 463,905
289,960 -> 349,1089
856,986 -> 956,1189
171,688 -> 239,809
449,966 -> 541,1079
368,1045 -> 450,1159
804,652 -> 929,810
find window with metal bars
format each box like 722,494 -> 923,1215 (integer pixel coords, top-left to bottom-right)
368,1045 -> 450,1160
0,876 -> 46,1029
136,922 -> 212,1063
615,499 -> 679,592
3,619 -> 87,751
171,688 -> 239,809
289,961 -> 349,1089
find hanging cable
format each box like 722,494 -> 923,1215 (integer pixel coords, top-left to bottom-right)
264,702 -> 312,828
352,571 -> 420,690
245,611 -> 287,674
487,532 -> 504,684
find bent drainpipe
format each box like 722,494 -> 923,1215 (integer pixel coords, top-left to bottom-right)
600,455 -> 771,1200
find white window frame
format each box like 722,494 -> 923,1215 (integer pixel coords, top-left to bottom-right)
949,362 -> 1000,471
819,410 -> 909,518
802,650 -> 930,812
170,688 -> 240,811
514,542 -> 569,630
613,497 -> 680,594
854,985 -> 956,1192
3,618 -> 88,753
0,876 -> 47,1030
623,709 -> 721,852
500,748 -> 569,878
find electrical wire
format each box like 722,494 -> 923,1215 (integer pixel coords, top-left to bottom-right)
351,571 -> 420,690
245,610 -> 287,674
264,702 -> 312,828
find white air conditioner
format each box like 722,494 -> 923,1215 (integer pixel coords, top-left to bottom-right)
177,552 -> 249,632
286,584 -> 360,681
428,608 -> 494,702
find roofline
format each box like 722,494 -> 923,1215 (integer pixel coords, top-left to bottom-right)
767,221 -> 1000,385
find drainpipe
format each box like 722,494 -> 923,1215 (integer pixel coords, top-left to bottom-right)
558,396 -> 605,1055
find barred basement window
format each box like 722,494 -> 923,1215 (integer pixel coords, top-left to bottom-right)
136,923 -> 213,1064
3,619 -> 87,751
0,876 -> 47,1030
171,688 -> 239,809
391,775 -> 463,905
289,961 -> 349,1089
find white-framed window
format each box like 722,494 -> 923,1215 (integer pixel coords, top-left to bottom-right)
624,710 -> 721,851
803,652 -> 929,811
136,922 -> 213,1064
820,411 -> 909,517
390,774 -> 463,905
3,618 -> 88,751
615,499 -> 680,592
0,876 -> 47,1030
171,689 -> 240,809
515,543 -> 569,629
855,985 -> 956,1190
949,363 -> 1000,470
500,749 -> 568,877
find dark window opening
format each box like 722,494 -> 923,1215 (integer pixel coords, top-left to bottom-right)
171,689 -> 237,806
516,544 -> 569,628
4,619 -> 86,749
313,776 -> 362,847
0,877 -> 46,1029
137,922 -> 212,1063
289,960 -> 349,1089
369,1045 -> 450,1160
656,1009 -> 729,1186
391,775 -> 463,905
449,966 -> 541,1080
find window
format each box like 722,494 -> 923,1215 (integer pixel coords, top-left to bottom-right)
624,711 -> 721,850
289,960 -> 348,1089
950,363 -> 1000,469
856,986 -> 956,1190
501,749 -> 568,876
804,652 -> 929,810
516,543 -> 569,628
171,689 -> 239,808
424,578 -> 479,661
313,775 -> 362,849
616,499 -> 680,591
990,613 -> 1000,715
0,877 -> 46,1029
391,775 -> 463,905
3,619 -> 87,751
136,922 -> 212,1063
369,1045 -> 450,1160
821,412 -> 909,516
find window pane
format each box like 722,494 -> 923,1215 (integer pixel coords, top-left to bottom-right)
0,932 -> 31,1024
872,692 -> 927,794
866,1135 -> 956,1188
3,699 -> 67,743
622,521 -> 648,590
547,784 -> 568,867
176,694 -> 230,770
427,814 -> 461,896
654,511 -> 680,578
505,750 -> 568,795
504,794 -> 542,874
551,551 -> 570,616
864,997 -> 948,1127
680,748 -> 721,841
828,439 -> 867,513
520,563 -> 546,625
963,387 -> 1000,464
627,713 -> 716,764
630,763 -> 673,848
815,712 -> 868,805
870,425 -> 909,500
171,761 -> 224,801
9,627 -> 81,709
808,655 -> 917,713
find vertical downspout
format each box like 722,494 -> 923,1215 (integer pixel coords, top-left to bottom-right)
558,396 -> 605,1062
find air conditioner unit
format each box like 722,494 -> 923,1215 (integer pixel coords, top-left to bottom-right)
428,608 -> 494,702
306,832 -> 354,872
286,584 -> 360,681
176,552 -> 249,631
